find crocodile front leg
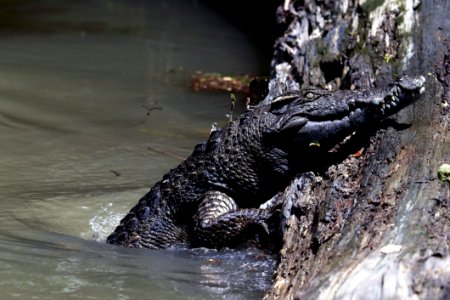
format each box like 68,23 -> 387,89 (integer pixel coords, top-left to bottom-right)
192,191 -> 278,248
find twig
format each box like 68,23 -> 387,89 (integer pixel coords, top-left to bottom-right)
142,100 -> 162,116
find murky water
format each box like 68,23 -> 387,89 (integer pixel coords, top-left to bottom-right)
0,1 -> 275,299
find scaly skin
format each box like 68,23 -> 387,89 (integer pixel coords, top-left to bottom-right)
107,75 -> 426,249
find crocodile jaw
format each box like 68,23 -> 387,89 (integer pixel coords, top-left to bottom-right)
365,75 -> 426,116
293,75 -> 426,149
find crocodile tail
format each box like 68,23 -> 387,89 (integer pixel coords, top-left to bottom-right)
106,186 -> 188,249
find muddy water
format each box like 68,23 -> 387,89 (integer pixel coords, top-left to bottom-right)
0,1 -> 275,299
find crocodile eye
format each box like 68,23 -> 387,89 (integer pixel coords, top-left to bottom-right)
305,91 -> 315,99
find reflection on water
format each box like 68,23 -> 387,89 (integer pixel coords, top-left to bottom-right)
0,1 -> 274,299
0,232 -> 275,299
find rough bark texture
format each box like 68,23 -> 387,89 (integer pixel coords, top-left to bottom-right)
263,0 -> 450,299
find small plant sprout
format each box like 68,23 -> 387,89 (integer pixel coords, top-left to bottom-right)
437,164 -> 450,185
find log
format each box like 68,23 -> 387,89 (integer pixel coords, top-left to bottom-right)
263,0 -> 450,299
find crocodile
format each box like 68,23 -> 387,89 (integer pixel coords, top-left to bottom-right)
107,75 -> 426,249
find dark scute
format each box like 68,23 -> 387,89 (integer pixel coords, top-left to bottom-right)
137,206 -> 151,221
126,217 -> 139,231
117,231 -> 128,242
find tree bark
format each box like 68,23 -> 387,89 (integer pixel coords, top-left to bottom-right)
263,0 -> 450,299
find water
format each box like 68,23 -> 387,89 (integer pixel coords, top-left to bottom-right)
0,1 -> 275,299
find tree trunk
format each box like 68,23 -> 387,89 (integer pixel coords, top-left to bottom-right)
263,0 -> 450,299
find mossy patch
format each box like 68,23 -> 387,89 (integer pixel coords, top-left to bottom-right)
437,164 -> 450,184
360,0 -> 385,13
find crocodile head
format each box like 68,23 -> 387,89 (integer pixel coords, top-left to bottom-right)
265,75 -> 426,152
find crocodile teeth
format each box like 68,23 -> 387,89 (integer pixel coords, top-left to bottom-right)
371,97 -> 383,106
348,99 -> 356,108
419,86 -> 425,94
393,86 -> 400,96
